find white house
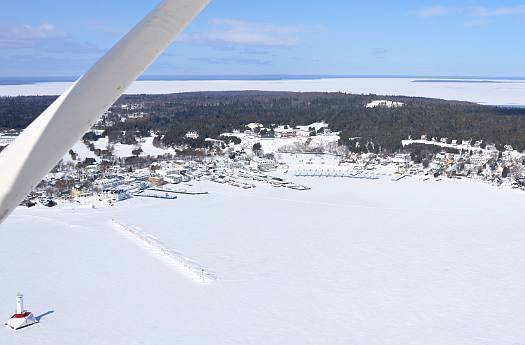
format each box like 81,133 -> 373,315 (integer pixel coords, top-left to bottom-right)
0,134 -> 18,146
164,173 -> 183,184
227,161 -> 246,169
185,131 -> 199,140
255,159 -> 277,171
392,153 -> 411,166
365,100 -> 404,108
470,154 -> 490,166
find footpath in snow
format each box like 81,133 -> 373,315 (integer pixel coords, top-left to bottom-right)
110,219 -> 216,284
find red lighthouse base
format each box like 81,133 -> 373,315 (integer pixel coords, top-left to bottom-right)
5,312 -> 37,330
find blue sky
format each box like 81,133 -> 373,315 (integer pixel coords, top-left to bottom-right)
0,0 -> 524,78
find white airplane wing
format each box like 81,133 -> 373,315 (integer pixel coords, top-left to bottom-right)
0,0 -> 210,223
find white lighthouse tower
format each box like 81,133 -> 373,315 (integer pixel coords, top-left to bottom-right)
5,293 -> 38,330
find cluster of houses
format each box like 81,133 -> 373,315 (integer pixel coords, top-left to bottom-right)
7,118 -> 525,208
21,149 -> 305,207
399,136 -> 525,188
222,121 -> 336,140
93,102 -> 149,127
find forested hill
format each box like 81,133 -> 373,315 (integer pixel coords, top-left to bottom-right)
0,95 -> 57,129
2,91 -> 525,152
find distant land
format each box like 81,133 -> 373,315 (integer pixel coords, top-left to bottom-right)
1,75 -> 525,85
1,76 -> 524,107
412,79 -> 523,84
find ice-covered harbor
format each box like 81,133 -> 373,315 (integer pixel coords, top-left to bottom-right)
1,77 -> 525,106
1,175 -> 525,345
2,78 -> 525,343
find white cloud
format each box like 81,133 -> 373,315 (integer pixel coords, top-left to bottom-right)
470,5 -> 525,17
0,23 -> 103,57
415,4 -> 525,18
416,6 -> 451,17
464,18 -> 492,28
0,24 -> 64,48
182,19 -> 302,47
86,23 -> 126,35
370,48 -> 388,60
191,56 -> 271,66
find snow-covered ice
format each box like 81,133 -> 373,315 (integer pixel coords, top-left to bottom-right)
1,78 -> 524,106
1,176 -> 525,344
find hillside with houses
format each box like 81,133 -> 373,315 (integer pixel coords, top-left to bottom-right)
2,114 -> 525,209
3,92 -> 525,154
2,92 -> 525,208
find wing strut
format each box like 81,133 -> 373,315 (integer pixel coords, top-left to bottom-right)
0,0 -> 210,224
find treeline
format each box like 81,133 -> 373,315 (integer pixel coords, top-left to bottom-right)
0,96 -> 57,129
2,91 -> 525,152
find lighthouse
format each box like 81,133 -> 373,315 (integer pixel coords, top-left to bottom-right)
5,293 -> 38,330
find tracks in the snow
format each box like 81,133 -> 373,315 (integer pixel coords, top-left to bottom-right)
110,219 -> 217,284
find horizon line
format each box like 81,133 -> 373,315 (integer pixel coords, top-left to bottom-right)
0,74 -> 524,84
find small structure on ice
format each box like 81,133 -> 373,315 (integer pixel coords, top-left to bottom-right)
5,294 -> 38,330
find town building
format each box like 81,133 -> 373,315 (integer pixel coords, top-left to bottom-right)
185,131 -> 199,139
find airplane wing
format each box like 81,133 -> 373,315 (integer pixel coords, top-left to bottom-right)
0,0 -> 210,224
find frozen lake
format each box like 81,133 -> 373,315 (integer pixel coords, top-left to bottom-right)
1,176 -> 525,344
0,78 -> 524,106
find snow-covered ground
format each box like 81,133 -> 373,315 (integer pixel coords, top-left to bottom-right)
62,136 -> 175,162
61,141 -> 99,163
1,176 -> 525,344
1,78 -> 524,106
276,152 -> 342,167
139,136 -> 176,157
229,133 -> 341,154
